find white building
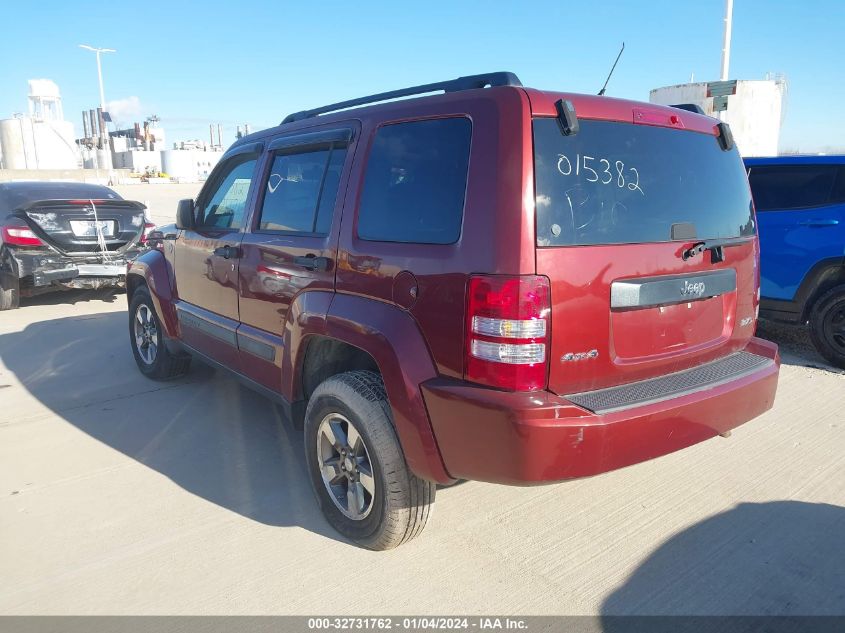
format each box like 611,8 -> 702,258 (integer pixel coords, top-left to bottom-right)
161,146 -> 223,182
107,122 -> 168,174
0,80 -> 79,169
649,77 -> 787,157
112,149 -> 163,174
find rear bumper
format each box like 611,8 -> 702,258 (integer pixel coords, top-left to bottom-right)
11,248 -> 142,287
422,338 -> 780,485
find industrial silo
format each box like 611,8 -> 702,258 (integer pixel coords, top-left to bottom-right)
649,78 -> 787,156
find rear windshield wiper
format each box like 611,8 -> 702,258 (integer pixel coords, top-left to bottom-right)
681,237 -> 750,263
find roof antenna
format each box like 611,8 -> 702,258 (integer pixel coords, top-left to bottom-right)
598,42 -> 625,96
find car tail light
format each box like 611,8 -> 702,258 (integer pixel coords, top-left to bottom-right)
465,275 -> 551,391
1,225 -> 43,247
139,222 -> 156,244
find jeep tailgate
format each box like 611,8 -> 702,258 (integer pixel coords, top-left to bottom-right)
532,116 -> 759,395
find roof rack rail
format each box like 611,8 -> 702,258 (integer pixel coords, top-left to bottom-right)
281,72 -> 522,124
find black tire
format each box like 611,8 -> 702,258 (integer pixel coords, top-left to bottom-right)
0,274 -> 19,311
304,370 -> 435,550
129,286 -> 191,380
0,249 -> 20,311
808,284 -> 845,369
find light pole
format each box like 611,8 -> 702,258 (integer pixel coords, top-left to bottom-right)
78,44 -> 115,115
719,0 -> 734,81
79,44 -> 115,175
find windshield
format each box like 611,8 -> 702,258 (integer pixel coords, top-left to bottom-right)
533,118 -> 755,246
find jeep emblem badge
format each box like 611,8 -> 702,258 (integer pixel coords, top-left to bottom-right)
680,280 -> 706,297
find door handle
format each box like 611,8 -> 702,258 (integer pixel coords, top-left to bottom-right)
799,219 -> 840,227
213,245 -> 240,259
293,255 -> 331,271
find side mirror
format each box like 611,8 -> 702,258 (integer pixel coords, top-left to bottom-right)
176,199 -> 196,230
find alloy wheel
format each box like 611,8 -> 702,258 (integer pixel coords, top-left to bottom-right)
134,304 -> 159,365
316,413 -> 376,520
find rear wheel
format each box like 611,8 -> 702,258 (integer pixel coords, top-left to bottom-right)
0,250 -> 20,311
0,273 -> 19,311
809,284 -> 845,369
129,286 -> 191,379
304,371 -> 435,550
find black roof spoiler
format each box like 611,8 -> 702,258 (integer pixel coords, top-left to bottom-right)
12,198 -> 146,213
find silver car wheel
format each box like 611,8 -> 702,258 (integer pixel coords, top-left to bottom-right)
316,413 -> 376,520
133,304 -> 159,365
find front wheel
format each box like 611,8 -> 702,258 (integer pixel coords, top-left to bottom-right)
809,284 -> 845,369
129,286 -> 191,380
304,371 -> 436,550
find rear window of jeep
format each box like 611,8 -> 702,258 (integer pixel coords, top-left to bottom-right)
357,117 -> 471,244
533,118 -> 755,246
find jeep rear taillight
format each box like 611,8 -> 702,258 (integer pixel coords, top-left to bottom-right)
465,275 -> 551,391
1,225 -> 43,247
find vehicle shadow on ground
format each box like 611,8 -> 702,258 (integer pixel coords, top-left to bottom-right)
19,287 -> 125,307
0,309 -> 346,544
756,320 -> 844,374
600,501 -> 845,620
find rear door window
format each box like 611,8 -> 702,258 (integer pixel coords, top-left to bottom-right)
747,164 -> 839,211
258,146 -> 347,234
357,117 -> 471,244
533,118 -> 755,246
832,167 -> 845,204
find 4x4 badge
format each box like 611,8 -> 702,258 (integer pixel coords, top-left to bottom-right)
561,349 -> 599,362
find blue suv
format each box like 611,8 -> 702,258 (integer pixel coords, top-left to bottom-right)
745,155 -> 845,368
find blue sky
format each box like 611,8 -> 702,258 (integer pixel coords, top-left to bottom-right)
2,0 -> 842,153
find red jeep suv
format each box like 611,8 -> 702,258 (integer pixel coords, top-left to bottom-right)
127,72 -> 780,549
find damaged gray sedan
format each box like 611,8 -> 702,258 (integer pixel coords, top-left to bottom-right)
0,181 -> 152,310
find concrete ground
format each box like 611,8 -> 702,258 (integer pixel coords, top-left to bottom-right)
0,185 -> 843,615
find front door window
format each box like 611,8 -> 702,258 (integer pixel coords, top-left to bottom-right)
196,156 -> 258,230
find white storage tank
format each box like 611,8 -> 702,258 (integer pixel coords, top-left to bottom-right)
0,117 -> 35,169
96,148 -> 112,171
0,79 -> 80,169
649,78 -> 786,156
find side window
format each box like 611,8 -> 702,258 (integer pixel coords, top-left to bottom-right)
196,155 -> 258,229
357,118 -> 472,244
258,145 -> 348,234
831,166 -> 845,205
748,164 -> 837,211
